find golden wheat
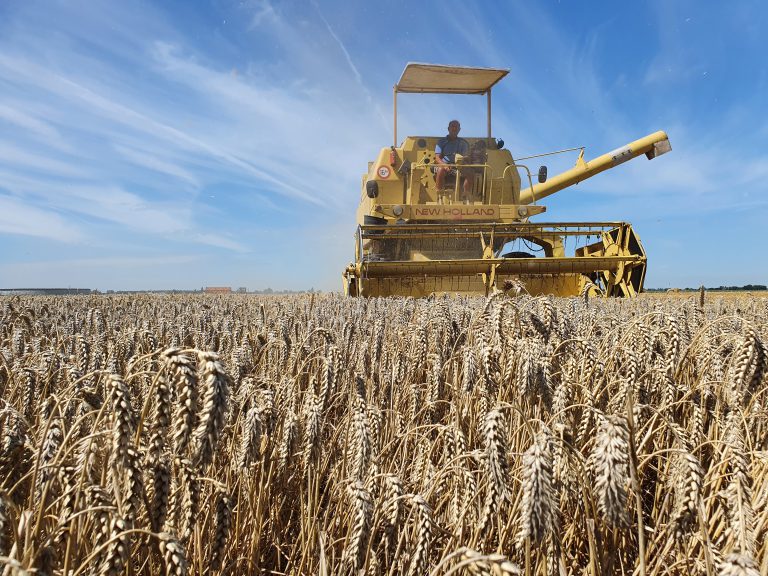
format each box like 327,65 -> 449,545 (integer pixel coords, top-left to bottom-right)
0,291 -> 766,574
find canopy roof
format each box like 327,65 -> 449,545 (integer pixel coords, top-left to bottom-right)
395,63 -> 509,94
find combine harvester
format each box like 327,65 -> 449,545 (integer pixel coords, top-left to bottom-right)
343,63 -> 671,298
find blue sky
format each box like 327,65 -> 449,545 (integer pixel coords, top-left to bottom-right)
0,1 -> 766,291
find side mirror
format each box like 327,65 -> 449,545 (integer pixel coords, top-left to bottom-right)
366,180 -> 379,198
538,165 -> 548,184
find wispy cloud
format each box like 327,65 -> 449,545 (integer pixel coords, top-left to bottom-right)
0,194 -> 84,242
6,254 -> 201,272
0,141 -> 87,178
311,0 -> 362,87
309,0 -> 389,131
643,4 -> 705,87
61,185 -> 190,234
191,233 -> 248,253
0,49 -> 323,205
246,0 -> 278,29
148,41 -> 384,208
113,144 -> 200,189
0,103 -> 70,151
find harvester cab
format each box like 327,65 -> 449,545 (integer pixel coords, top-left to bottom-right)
343,63 -> 672,298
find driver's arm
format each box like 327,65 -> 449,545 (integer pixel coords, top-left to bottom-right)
435,143 -> 450,165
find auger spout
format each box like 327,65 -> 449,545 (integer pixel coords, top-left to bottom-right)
517,130 -> 671,205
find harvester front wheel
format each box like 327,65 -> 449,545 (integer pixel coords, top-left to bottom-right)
345,277 -> 357,297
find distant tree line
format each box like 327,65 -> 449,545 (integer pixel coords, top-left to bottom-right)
707,284 -> 767,291
645,285 -> 766,292
248,288 -> 318,294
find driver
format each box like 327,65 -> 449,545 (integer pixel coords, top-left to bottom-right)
435,119 -> 474,197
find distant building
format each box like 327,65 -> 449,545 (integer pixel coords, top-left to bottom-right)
204,286 -> 232,294
237,287 -> 247,293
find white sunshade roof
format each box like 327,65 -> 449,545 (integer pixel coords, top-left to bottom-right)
395,62 -> 509,94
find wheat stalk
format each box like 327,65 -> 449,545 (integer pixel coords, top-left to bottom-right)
593,414 -> 630,528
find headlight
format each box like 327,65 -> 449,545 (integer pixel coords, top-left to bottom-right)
392,205 -> 403,216
518,207 -> 528,217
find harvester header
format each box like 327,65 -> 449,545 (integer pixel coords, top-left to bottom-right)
343,63 -> 672,298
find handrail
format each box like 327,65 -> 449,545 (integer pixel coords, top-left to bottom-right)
414,159 -> 491,203
501,163 -> 536,205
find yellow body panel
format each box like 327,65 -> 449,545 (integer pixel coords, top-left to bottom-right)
355,274 -> 585,298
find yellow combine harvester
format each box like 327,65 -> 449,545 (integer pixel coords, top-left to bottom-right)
343,63 -> 672,298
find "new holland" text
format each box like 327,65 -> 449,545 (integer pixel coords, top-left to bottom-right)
412,206 -> 497,219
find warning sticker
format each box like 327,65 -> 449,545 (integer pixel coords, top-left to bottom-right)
377,166 -> 391,178
609,146 -> 633,166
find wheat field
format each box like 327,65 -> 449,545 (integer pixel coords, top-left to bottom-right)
0,292 -> 766,575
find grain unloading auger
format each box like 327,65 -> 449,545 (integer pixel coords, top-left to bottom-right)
343,63 -> 672,298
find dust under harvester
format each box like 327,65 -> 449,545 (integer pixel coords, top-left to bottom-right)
343,63 -> 672,298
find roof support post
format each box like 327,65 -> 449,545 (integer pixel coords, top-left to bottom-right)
393,86 -> 398,148
487,88 -> 492,140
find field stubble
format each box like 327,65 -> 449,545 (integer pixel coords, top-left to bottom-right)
0,291 -> 766,575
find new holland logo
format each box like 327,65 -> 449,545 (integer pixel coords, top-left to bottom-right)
413,206 -> 497,218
